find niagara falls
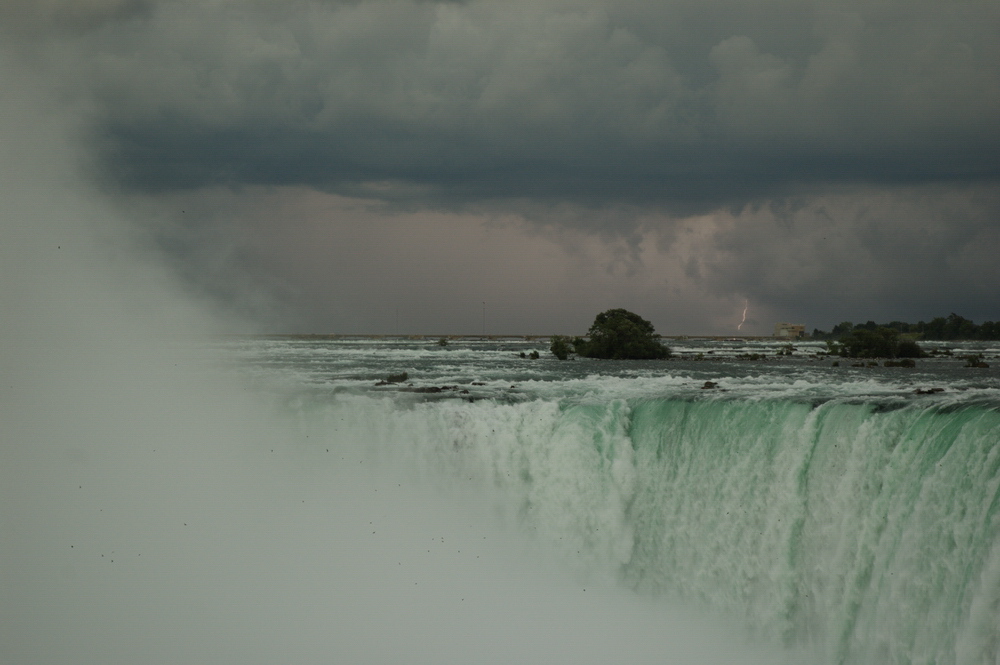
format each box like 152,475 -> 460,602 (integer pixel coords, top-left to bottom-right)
4,1 -> 1000,663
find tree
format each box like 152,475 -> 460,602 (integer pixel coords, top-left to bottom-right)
924,317 -> 947,339
549,335 -> 572,360
574,308 -> 671,359
812,315 -> 996,342
839,327 -> 926,359
896,339 -> 926,358
831,321 -> 855,337
945,313 -> 977,339
840,328 -> 898,358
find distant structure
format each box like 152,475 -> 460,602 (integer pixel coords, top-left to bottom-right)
774,323 -> 806,339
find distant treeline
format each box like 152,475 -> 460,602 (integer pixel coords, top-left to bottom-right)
811,313 -> 1000,341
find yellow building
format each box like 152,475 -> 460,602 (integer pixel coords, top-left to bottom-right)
774,323 -> 806,338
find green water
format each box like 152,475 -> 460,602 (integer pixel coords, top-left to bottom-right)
368,395 -> 1000,664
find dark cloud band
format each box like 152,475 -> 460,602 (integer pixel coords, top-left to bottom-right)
31,0 -> 992,213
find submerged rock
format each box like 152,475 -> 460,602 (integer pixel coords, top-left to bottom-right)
375,371 -> 409,385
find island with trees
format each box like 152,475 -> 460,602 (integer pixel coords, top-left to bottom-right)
807,313 -> 998,361
550,308 -> 670,360
830,328 -> 926,361
811,313 -> 1000,341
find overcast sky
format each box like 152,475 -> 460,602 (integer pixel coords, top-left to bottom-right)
3,0 -> 999,335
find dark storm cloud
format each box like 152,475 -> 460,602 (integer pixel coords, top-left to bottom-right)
16,0 -> 998,214
692,184 -> 1000,327
6,0 -> 999,334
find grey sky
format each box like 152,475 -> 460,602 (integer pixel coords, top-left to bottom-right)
4,0 -> 999,334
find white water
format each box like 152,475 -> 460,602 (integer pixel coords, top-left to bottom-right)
258,381 -> 1000,665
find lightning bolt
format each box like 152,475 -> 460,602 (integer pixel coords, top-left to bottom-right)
737,299 -> 748,331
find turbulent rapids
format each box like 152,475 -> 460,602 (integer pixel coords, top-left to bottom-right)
240,336 -> 1000,665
